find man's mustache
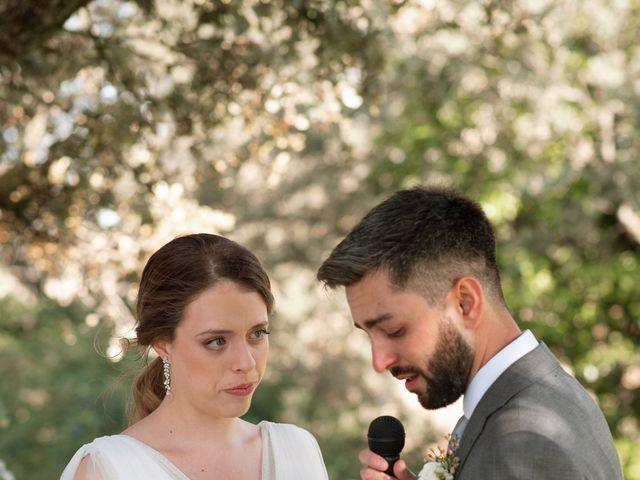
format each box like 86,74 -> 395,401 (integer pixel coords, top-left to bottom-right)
390,366 -> 423,379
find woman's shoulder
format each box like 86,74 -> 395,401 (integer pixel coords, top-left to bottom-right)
259,420 -> 317,439
60,434 -> 166,480
67,434 -> 131,455
78,434 -> 138,452
259,421 -> 328,479
259,421 -> 323,452
63,435 -> 138,462
60,435 -> 131,480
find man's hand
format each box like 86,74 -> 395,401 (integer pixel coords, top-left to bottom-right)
358,448 -> 417,480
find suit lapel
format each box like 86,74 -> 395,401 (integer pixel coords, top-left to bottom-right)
454,343 -> 561,472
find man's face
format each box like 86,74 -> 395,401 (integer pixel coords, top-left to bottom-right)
346,270 -> 474,409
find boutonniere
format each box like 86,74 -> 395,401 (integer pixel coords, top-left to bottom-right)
417,434 -> 460,480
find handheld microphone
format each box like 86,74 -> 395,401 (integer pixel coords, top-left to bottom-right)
367,415 -> 406,477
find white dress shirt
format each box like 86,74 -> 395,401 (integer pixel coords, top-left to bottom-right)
462,330 -> 539,421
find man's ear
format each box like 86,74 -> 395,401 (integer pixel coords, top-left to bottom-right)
450,276 -> 484,330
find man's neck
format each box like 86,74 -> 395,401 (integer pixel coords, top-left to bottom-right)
463,329 -> 539,419
468,310 -> 521,382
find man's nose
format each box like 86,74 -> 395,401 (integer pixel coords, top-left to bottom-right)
371,343 -> 398,373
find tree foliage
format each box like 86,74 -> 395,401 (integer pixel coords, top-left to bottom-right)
0,0 -> 639,479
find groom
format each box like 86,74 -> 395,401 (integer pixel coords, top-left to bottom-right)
317,186 -> 622,479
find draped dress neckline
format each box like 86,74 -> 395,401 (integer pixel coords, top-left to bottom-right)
117,421 -> 269,480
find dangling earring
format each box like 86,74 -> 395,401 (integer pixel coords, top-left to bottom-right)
162,356 -> 172,395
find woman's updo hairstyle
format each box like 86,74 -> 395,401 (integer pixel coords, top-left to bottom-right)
130,233 -> 273,421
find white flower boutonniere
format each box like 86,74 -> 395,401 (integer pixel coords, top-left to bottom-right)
417,434 -> 460,480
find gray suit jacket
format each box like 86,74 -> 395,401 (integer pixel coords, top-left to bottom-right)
455,343 -> 623,479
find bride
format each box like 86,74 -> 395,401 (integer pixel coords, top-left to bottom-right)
61,233 -> 328,480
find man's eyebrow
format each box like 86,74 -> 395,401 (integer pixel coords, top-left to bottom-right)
354,313 -> 393,330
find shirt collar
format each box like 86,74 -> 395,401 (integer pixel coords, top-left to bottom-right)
463,329 -> 539,419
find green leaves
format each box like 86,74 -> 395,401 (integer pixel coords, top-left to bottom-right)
1,0 -> 639,478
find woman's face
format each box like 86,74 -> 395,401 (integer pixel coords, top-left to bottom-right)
161,280 -> 270,419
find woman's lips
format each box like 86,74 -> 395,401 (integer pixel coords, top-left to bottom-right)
224,383 -> 256,396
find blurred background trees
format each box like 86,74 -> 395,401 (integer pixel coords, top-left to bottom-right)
0,0 -> 638,478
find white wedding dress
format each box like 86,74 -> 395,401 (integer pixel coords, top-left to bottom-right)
60,421 -> 328,480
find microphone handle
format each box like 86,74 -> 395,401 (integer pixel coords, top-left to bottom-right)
382,454 -> 400,476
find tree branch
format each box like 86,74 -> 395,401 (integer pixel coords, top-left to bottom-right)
617,204 -> 640,245
0,0 -> 92,64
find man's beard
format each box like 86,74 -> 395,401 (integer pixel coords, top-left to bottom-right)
391,320 -> 474,409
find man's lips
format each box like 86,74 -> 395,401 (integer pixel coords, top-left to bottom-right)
394,373 -> 420,391
404,375 -> 420,390
223,383 -> 256,396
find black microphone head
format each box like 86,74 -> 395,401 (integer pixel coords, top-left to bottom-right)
367,415 -> 405,457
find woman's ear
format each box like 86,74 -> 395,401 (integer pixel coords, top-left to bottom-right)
152,339 -> 171,359
452,276 -> 484,330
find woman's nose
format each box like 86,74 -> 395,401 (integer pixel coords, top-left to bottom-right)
232,341 -> 257,372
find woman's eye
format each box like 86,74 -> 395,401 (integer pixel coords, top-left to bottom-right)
251,328 -> 271,340
206,337 -> 226,349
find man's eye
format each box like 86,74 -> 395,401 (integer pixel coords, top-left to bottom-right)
387,328 -> 405,338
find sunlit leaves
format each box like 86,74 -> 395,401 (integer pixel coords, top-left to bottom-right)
1,0 -> 639,478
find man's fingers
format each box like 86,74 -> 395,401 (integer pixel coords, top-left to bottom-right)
358,448 -> 389,472
357,449 -> 416,480
360,467 -> 394,480
393,459 -> 417,480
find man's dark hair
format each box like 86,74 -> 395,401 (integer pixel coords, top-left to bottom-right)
317,186 -> 505,305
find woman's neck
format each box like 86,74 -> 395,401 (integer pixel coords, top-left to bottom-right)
124,396 -> 256,451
